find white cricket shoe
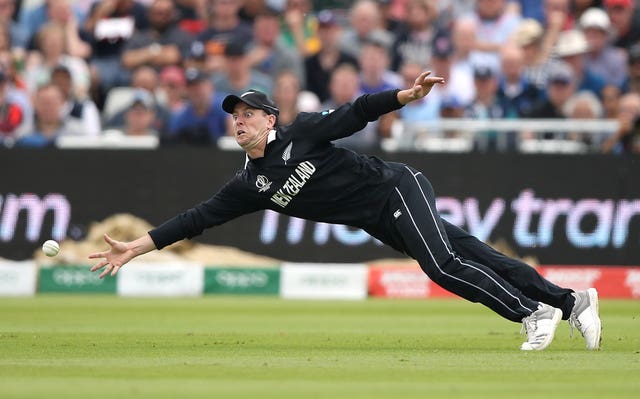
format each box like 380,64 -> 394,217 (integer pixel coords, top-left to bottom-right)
520,303 -> 562,351
569,288 -> 602,350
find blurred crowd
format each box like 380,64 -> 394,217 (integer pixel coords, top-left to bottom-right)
1,0 -> 640,154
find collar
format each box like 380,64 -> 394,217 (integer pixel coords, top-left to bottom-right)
245,129 -> 278,168
267,129 -> 277,144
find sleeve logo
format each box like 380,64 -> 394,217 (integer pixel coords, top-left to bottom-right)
256,175 -> 272,192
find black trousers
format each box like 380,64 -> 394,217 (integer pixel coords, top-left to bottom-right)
386,166 -> 574,322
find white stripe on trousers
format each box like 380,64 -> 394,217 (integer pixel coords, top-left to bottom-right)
393,167 -> 535,316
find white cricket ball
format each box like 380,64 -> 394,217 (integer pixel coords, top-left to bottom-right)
42,240 -> 60,257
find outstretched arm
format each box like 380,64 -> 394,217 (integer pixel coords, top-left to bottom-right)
397,70 -> 445,106
89,233 -> 156,279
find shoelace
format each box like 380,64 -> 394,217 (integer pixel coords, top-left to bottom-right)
568,313 -> 582,339
521,316 -> 537,339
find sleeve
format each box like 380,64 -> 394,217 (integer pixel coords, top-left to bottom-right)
148,177 -> 261,249
295,89 -> 403,143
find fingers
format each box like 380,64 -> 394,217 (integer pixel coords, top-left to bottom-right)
103,233 -> 116,246
415,70 -> 432,85
88,251 -> 108,259
98,263 -> 122,279
90,259 -> 109,272
415,71 -> 444,88
426,76 -> 445,85
99,265 -> 112,279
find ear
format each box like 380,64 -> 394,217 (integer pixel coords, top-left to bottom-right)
267,114 -> 277,129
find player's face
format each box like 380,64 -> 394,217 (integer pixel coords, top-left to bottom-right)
231,103 -> 275,150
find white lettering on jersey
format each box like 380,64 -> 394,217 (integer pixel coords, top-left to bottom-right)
270,161 -> 316,208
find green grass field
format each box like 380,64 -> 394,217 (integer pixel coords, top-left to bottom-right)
0,296 -> 638,399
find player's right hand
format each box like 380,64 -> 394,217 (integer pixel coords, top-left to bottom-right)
89,234 -> 134,279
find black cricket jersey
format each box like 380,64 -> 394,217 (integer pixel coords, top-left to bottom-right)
149,89 -> 408,250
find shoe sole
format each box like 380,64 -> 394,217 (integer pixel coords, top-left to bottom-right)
521,308 -> 562,351
586,288 -> 602,350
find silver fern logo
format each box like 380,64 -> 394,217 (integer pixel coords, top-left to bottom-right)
256,175 -> 272,192
282,141 -> 292,164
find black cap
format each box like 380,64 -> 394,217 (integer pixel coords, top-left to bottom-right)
432,34 -> 453,58
473,64 -> 498,80
224,40 -> 247,57
222,90 -> 279,116
184,67 -> 208,84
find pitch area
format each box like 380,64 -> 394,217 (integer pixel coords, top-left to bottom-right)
1,296 -> 638,398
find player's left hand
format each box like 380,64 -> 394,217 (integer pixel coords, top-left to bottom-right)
398,71 -> 445,105
411,70 -> 445,99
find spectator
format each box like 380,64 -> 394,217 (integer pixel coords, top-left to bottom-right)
542,0 -> 574,31
601,84 -> 622,119
304,9 -> 358,103
466,0 -> 521,67
183,39 -> 207,71
165,68 -> 228,145
513,19 -> 558,89
0,50 -> 32,132
579,7 -> 628,89
245,7 -> 304,85
24,22 -> 91,99
321,63 -> 381,151
174,0 -> 207,34
427,33 -> 457,111
602,92 -> 640,153
19,0 -> 89,58
197,0 -> 253,74
271,69 -> 303,126
279,0 -> 320,57
604,0 -> 640,49
447,18 -> 478,107
158,65 -> 187,114
110,89 -> 160,137
212,40 -> 273,96
555,29 -> 606,97
15,84 -> 84,147
440,95 -> 466,119
340,0 -> 389,59
562,90 -> 604,147
121,0 -> 193,73
83,0 -> 149,100
357,31 -> 402,94
464,61 -> 509,151
0,67 -> 24,146
391,0 -> 441,71
497,44 -> 544,118
623,43 -> 640,94
524,60 -> 578,139
50,64 -> 101,137
103,65 -> 170,135
377,0 -> 403,33
0,0 -> 28,49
